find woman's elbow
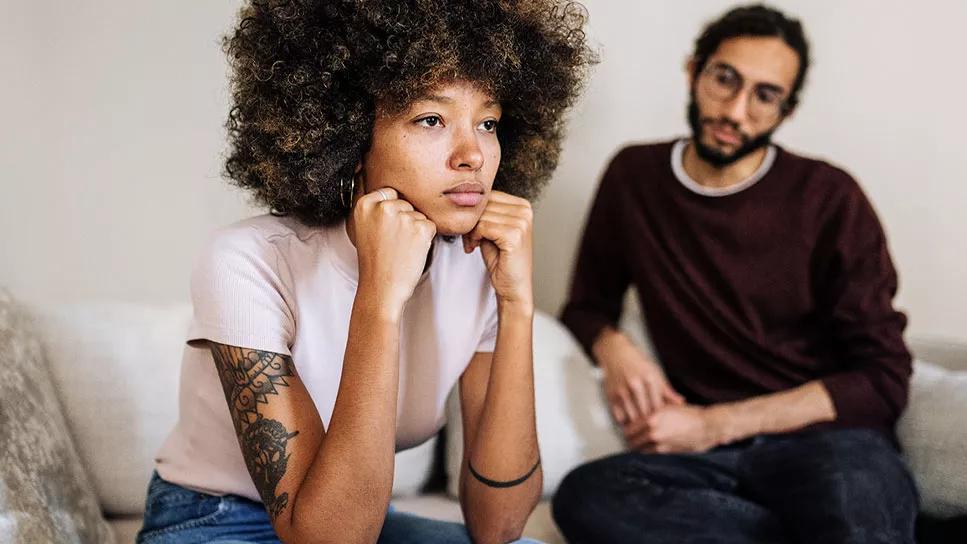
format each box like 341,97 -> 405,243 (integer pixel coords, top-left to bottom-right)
466,521 -> 526,544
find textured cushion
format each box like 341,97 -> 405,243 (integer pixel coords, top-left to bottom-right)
32,302 -> 191,517
32,301 -> 435,516
908,338 -> 967,372
392,436 -> 437,497
446,310 -> 624,498
0,289 -> 115,543
897,360 -> 967,518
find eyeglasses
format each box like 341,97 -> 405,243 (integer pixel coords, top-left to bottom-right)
698,63 -> 790,122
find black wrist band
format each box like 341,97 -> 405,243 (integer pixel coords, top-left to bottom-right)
467,457 -> 541,489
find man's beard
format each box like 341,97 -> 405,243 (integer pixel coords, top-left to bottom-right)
687,97 -> 775,168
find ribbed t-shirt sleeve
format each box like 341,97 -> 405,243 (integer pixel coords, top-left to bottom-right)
560,148 -> 633,363
186,227 -> 296,356
815,180 -> 912,430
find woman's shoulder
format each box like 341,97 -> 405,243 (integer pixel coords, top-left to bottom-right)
214,213 -> 326,243
188,215 -> 336,294
201,214 -> 329,259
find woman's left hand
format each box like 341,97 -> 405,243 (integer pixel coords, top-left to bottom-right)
463,191 -> 533,308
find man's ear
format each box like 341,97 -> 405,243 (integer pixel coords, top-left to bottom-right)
685,56 -> 698,88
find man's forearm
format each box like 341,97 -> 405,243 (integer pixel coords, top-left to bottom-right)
705,380 -> 837,446
461,302 -> 542,543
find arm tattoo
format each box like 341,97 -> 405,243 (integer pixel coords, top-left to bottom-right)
210,342 -> 299,519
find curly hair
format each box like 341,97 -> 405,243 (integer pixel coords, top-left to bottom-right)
223,0 -> 596,226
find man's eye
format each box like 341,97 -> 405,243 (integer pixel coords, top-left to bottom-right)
715,72 -> 738,87
479,119 -> 499,132
416,116 -> 442,127
756,89 -> 781,105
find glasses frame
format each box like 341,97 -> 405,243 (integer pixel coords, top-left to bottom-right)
697,61 -> 791,123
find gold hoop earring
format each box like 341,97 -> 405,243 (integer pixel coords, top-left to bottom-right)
340,176 -> 356,209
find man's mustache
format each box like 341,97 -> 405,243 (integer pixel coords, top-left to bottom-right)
700,117 -> 749,143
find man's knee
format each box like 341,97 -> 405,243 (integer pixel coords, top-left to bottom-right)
779,429 -> 916,502
746,429 -> 918,541
552,452 -> 657,537
551,457 -> 609,524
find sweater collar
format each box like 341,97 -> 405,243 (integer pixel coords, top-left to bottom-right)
671,138 -> 776,197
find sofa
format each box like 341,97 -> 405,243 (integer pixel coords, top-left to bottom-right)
2,289 -> 966,543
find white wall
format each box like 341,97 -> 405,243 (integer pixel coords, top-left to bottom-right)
2,1 -> 965,342
1,1 -> 255,305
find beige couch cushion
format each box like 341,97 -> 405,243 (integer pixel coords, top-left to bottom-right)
897,360 -> 967,518
33,302 -> 190,516
32,301 -> 439,518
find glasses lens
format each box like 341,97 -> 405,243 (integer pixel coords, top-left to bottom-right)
702,66 -> 739,101
749,88 -> 784,121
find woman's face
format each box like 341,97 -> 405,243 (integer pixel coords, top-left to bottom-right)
358,80 -> 502,236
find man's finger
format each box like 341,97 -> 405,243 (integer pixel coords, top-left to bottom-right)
628,379 -> 653,418
618,388 -> 639,422
610,401 -> 627,425
628,429 -> 656,451
645,377 -> 665,413
663,384 -> 686,405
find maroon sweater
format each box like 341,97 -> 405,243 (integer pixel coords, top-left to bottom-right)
561,141 -> 912,438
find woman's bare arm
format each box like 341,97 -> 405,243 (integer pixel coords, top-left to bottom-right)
209,288 -> 401,544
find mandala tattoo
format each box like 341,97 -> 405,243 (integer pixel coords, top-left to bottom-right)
210,342 -> 299,519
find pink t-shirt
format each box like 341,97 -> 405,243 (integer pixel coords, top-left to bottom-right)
155,213 -> 498,500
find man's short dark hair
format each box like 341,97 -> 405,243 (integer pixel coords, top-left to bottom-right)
691,4 -> 810,111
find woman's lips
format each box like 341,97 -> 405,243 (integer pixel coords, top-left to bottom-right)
445,192 -> 484,207
444,182 -> 485,207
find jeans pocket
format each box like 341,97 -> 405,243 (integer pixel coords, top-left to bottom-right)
138,475 -> 228,543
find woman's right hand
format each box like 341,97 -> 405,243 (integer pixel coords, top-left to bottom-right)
352,187 -> 437,316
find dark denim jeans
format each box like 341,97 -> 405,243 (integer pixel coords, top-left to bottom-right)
137,472 -> 543,544
552,428 -> 918,544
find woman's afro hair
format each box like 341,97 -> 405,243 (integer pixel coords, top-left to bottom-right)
223,0 -> 596,226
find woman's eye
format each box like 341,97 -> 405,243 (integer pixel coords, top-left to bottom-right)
416,116 -> 442,127
479,119 -> 499,132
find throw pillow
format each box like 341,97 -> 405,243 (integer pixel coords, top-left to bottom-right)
898,360 -> 967,518
0,288 -> 115,544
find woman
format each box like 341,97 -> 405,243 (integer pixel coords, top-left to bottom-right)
137,1 -> 593,543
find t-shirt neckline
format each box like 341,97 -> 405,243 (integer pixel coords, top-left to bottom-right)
671,138 -> 777,197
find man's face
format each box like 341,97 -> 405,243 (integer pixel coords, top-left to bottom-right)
688,36 -> 800,167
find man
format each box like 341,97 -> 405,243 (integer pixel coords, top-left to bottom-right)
553,5 -> 918,543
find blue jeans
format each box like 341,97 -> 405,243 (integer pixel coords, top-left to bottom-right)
552,428 -> 918,544
137,472 -> 543,543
